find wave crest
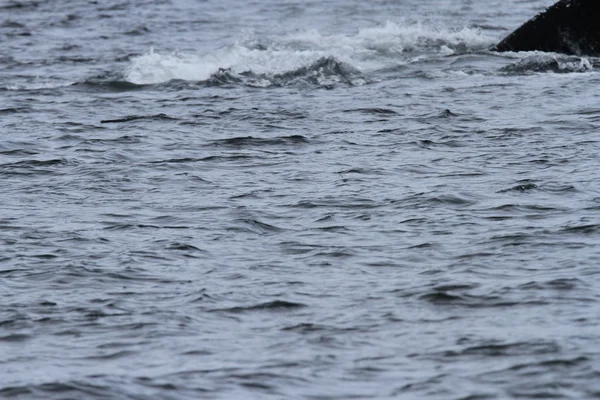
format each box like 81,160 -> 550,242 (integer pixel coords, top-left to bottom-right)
123,21 -> 492,86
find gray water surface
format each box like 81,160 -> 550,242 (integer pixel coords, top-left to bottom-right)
2,0 -> 600,398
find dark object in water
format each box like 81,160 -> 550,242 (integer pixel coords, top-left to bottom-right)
494,0 -> 600,56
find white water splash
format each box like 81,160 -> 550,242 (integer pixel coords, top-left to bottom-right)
124,21 -> 492,85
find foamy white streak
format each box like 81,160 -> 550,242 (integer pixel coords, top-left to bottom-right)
124,21 -> 492,85
5,79 -> 76,90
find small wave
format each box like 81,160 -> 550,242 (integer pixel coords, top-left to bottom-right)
477,356 -> 590,396
518,278 -> 583,291
214,300 -> 306,313
343,108 -> 398,115
166,243 -> 203,252
100,114 -> 178,124
0,107 -> 33,115
431,340 -> 560,359
232,218 -> 285,235
204,56 -> 368,87
78,79 -> 143,92
0,333 -> 30,342
0,158 -> 70,169
561,224 -> 600,235
419,291 -> 547,308
0,2 -> 39,10
0,149 -> 38,156
210,135 -> 309,148
282,323 -> 329,332
501,54 -> 596,74
0,381 -> 115,399
3,78 -> 76,91
413,108 -> 460,121
252,56 -> 367,87
498,180 -> 538,193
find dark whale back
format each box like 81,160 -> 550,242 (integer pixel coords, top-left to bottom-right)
495,0 -> 600,56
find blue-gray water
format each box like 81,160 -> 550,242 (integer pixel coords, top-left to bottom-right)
3,0 -> 600,399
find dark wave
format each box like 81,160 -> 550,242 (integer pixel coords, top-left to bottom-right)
77,73 -> 146,92
230,218 -> 285,235
0,1 -> 40,11
209,135 -> 309,148
0,107 -> 34,114
342,108 -> 398,115
205,56 -> 369,88
418,290 -> 548,308
498,180 -> 538,193
213,300 -> 307,313
0,381 -> 119,399
425,340 -> 561,359
100,113 -> 178,124
0,158 -> 72,177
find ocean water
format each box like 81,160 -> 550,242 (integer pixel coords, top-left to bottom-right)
2,0 -> 600,398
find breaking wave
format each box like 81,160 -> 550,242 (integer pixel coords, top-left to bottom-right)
123,20 -> 491,86
205,56 -> 368,88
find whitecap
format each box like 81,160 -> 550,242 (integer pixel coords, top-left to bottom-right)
123,20 -> 494,85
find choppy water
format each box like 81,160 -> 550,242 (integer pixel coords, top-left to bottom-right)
3,0 -> 600,398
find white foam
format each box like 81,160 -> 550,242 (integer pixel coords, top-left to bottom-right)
124,42 -> 339,85
124,20 -> 493,85
4,78 -> 76,91
356,20 -> 489,52
125,48 -> 220,84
